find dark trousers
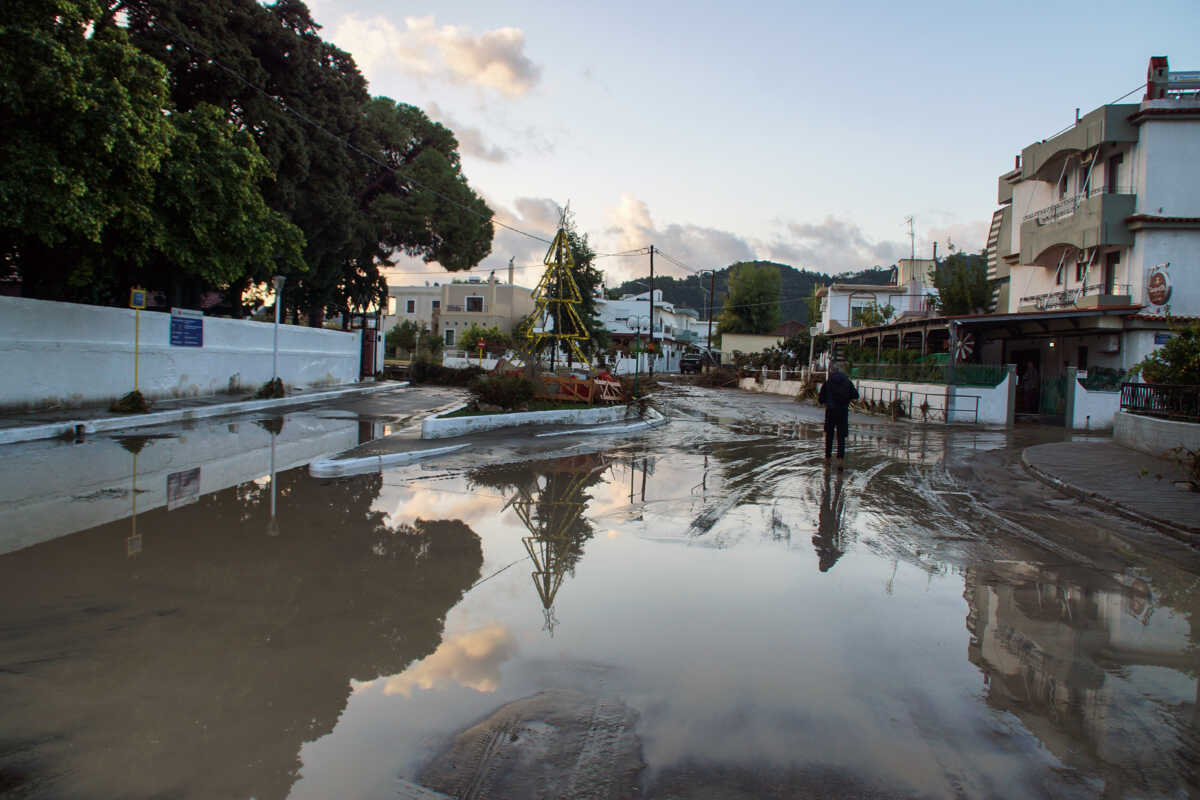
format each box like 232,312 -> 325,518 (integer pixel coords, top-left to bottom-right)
824,407 -> 849,458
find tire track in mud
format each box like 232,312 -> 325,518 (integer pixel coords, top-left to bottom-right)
419,690 -> 642,800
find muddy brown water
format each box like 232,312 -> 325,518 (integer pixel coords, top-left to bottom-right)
0,386 -> 1197,799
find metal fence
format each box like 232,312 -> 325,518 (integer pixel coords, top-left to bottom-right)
848,363 -> 1008,387
1120,382 -> 1200,422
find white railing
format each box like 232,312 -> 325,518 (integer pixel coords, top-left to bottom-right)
1020,283 -> 1133,310
1022,185 -> 1134,225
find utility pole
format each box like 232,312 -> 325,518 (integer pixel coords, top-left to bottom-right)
648,245 -> 655,379
706,269 -> 716,354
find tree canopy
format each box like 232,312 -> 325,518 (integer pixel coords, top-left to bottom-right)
717,262 -> 782,334
929,252 -> 990,316
2,0 -> 493,322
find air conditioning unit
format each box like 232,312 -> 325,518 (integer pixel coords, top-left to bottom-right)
1100,334 -> 1120,354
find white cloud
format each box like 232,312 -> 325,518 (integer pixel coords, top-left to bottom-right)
605,194 -> 755,278
329,14 -> 541,97
425,102 -> 509,163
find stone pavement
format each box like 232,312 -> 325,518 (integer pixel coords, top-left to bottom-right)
1023,440 -> 1200,540
0,380 -> 406,446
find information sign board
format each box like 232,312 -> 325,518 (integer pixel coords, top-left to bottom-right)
169,307 -> 204,347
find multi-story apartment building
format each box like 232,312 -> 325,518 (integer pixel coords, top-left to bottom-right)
595,289 -> 705,371
383,274 -> 535,348
979,56 -> 1199,376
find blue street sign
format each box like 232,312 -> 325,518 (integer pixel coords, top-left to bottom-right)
170,308 -> 204,347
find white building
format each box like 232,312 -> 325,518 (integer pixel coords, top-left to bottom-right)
815,270 -> 937,334
978,55 -> 1200,376
595,289 -> 707,373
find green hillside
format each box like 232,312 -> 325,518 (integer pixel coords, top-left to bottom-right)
606,261 -> 894,326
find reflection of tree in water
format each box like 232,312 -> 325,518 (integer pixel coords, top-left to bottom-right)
0,467 -> 482,800
964,561 -> 1200,797
470,454 -> 610,635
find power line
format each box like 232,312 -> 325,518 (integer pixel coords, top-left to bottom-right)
150,20 -> 553,245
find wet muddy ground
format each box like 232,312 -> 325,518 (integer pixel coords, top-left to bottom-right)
1,385 -> 1197,799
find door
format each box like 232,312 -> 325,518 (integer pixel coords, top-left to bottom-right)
1013,349 -> 1041,414
357,314 -> 379,378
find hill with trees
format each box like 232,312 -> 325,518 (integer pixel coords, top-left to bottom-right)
607,261 -> 894,327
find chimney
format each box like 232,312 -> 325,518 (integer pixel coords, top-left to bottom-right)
508,257 -> 514,286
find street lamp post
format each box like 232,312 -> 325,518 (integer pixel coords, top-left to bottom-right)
272,275 -> 286,390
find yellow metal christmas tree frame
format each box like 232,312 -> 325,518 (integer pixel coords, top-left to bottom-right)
520,222 -> 592,371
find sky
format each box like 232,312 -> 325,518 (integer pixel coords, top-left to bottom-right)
306,0 -> 1200,285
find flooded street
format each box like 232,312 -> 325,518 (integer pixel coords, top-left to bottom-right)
1,386 -> 1197,799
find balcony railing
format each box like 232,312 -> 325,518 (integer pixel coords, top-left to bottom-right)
1120,382 -> 1200,423
1019,283 -> 1132,311
1022,185 -> 1135,225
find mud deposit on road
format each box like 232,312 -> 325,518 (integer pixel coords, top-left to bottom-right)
1,386 -> 1197,799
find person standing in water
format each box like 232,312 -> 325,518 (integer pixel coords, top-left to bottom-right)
818,361 -> 859,468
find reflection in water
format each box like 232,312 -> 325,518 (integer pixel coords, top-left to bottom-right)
471,454 -> 611,635
813,467 -> 848,572
0,467 -> 482,800
966,560 -> 1200,797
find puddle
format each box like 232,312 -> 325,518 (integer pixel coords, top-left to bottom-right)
0,387 -> 1196,799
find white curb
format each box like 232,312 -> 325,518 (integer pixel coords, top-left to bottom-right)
535,407 -> 667,438
420,403 -> 632,439
0,382 -> 408,446
309,443 -> 469,478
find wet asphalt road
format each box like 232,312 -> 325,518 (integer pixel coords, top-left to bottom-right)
0,384 -> 1197,799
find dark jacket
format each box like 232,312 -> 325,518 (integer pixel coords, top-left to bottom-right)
818,370 -> 859,411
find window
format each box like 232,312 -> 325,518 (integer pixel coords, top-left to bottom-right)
1075,260 -> 1087,283
432,300 -> 440,311
444,328 -> 454,346
1057,171 -> 1069,199
405,299 -> 415,313
466,296 -> 484,312
1103,251 -> 1120,295
1079,165 -> 1091,197
1106,154 -> 1123,194
387,297 -> 397,315
1055,265 -> 1064,286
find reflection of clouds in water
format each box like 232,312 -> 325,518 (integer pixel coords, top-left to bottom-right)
376,484 -> 505,528
381,624 -> 518,697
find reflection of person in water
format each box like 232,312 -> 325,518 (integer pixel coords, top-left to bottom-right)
813,468 -> 846,572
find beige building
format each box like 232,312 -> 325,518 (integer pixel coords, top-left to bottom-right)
384,275 -> 535,348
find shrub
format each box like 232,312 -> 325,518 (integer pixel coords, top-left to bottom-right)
469,375 -> 536,410
1135,322 -> 1200,385
409,357 -> 484,386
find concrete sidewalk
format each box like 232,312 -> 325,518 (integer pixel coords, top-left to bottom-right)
1022,440 -> 1200,541
0,380 -> 408,446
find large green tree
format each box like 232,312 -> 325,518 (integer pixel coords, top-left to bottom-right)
930,251 -> 990,316
122,0 -> 492,324
717,262 -> 782,334
1,0 -> 172,301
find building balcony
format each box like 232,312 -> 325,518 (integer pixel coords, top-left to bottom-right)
1018,283 -> 1132,312
1020,104 -> 1138,182
1019,189 -> 1135,266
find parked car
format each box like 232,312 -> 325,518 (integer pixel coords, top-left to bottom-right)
680,353 -> 703,374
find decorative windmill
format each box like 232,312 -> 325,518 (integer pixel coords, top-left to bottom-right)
520,210 -> 592,371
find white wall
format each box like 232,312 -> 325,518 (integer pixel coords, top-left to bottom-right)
1137,112 -> 1200,217
856,375 -> 1012,425
1071,383 -> 1120,431
1128,229 -> 1200,318
1114,410 -> 1200,458
0,296 -> 361,410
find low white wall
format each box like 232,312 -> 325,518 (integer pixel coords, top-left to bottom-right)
443,355 -> 499,370
1071,383 -> 1120,431
422,403 -> 632,439
738,377 -> 804,397
1114,410 -> 1200,457
0,296 -> 361,410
